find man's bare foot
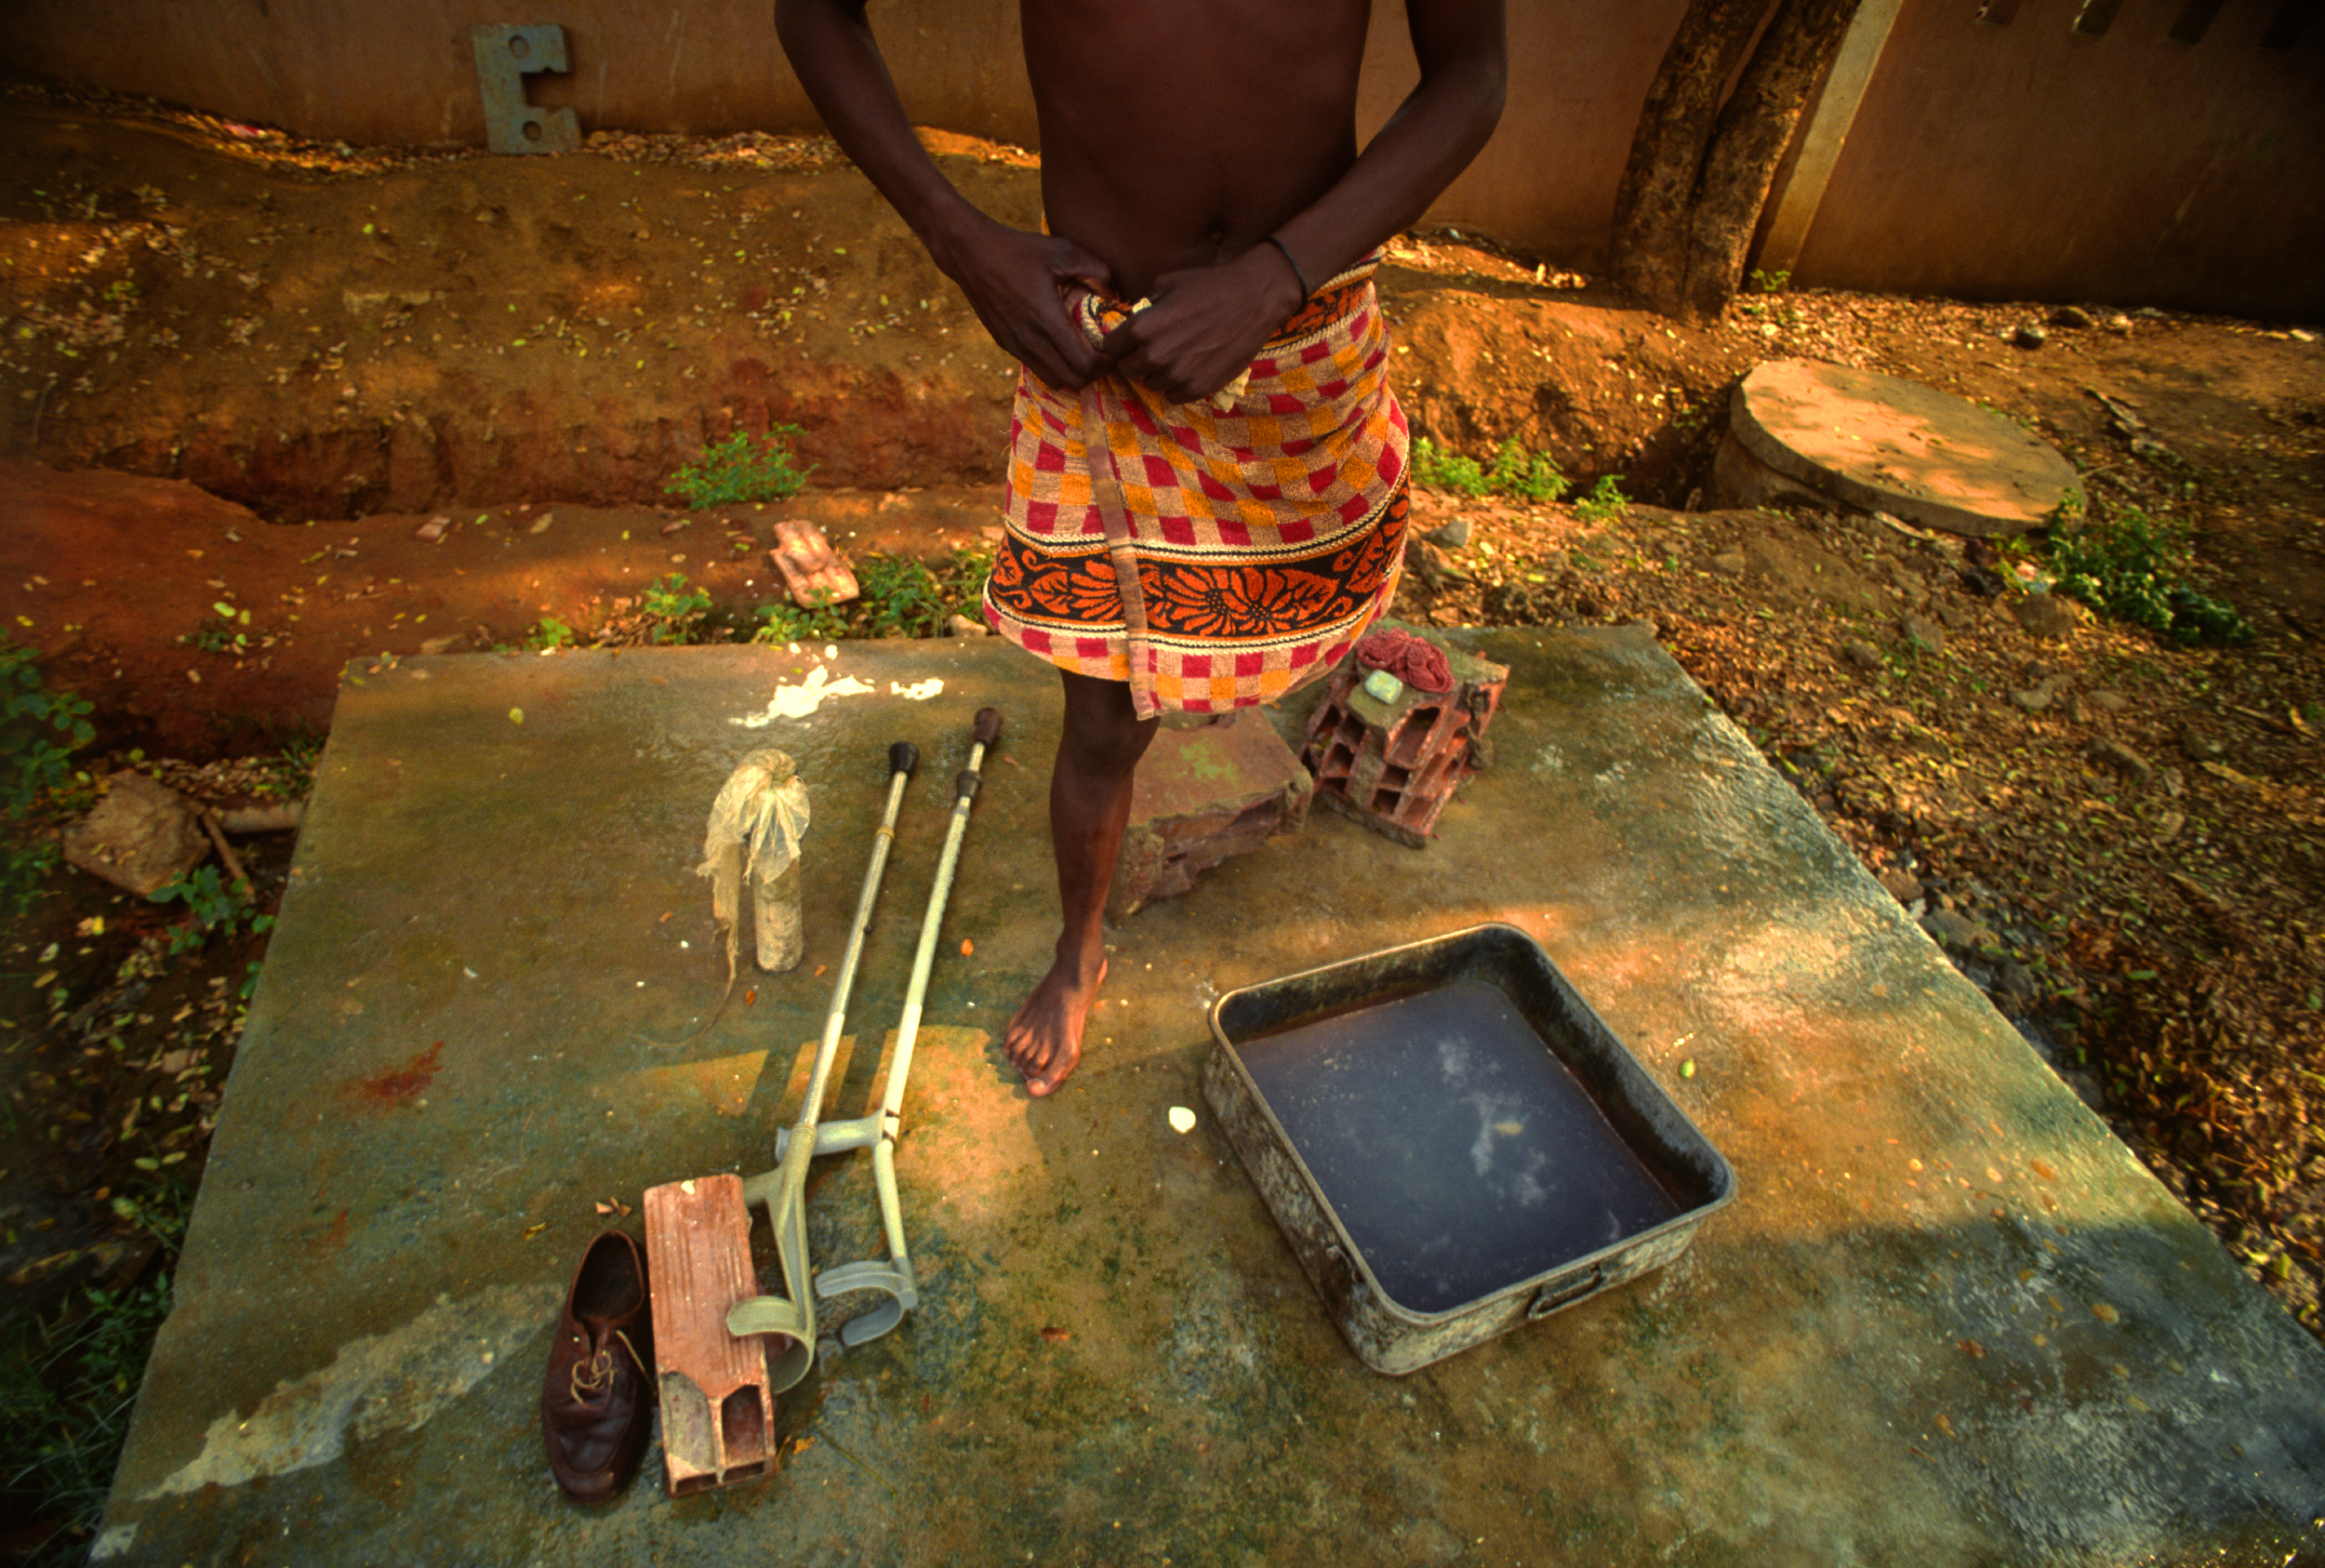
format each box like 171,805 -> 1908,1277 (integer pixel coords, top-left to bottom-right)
1003,955 -> 1106,1097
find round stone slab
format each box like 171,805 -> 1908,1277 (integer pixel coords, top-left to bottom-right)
1727,358 -> 2080,536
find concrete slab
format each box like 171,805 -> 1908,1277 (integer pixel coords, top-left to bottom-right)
1714,358 -> 2082,537
100,633 -> 2324,1566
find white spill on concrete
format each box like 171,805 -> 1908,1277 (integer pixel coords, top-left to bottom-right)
137,1280 -> 558,1499
730,669 -> 946,724
731,664 -> 878,724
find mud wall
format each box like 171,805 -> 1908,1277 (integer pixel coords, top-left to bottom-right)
0,0 -> 1681,266
1787,0 -> 2325,317
3,0 -> 2318,315
0,0 -> 1036,148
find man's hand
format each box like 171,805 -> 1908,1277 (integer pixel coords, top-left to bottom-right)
1096,243 -> 1307,406
937,213 -> 1114,392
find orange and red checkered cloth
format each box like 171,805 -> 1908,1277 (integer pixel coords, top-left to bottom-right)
983,258 -> 1410,717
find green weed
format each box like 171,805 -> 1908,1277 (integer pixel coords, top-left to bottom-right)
1415,436 -> 1571,504
751,601 -> 850,644
753,543 -> 993,644
2044,505 -> 2252,647
527,615 -> 576,651
1574,475 -> 1630,525
0,1277 -> 174,1564
638,575 -> 712,644
150,864 -> 273,958
665,427 -> 811,509
1411,436 -> 1489,497
1487,443 -> 1569,504
182,601 -> 254,657
260,732 -> 323,799
1748,268 -> 1791,295
937,541 -> 995,606
2,642 -> 94,916
857,554 -> 947,638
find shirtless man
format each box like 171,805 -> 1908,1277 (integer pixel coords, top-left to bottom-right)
777,0 -> 1506,1096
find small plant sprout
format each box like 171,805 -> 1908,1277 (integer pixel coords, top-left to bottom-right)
2,640 -> 95,912
2043,503 -> 2252,647
151,864 -> 274,958
1574,475 -> 1631,525
1411,435 -> 1490,497
666,427 -> 812,509
639,575 -> 713,643
857,554 -> 947,638
1486,442 -> 1569,505
1414,436 -> 1569,504
185,602 -> 255,656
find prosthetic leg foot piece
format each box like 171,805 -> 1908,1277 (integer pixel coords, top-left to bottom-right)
642,1174 -> 783,1495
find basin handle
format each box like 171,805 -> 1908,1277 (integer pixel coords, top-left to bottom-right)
1528,1265 -> 1606,1320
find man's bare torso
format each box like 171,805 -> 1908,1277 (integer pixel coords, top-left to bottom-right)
1021,0 -> 1374,299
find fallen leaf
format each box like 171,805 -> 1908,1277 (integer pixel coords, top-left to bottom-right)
961,938 -> 974,956
1040,1326 -> 1070,1343
522,1221 -> 549,1240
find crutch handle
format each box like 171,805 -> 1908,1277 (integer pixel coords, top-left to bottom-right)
888,740 -> 919,776
972,707 -> 1003,746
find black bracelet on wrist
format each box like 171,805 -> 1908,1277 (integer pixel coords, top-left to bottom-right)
1263,234 -> 1311,300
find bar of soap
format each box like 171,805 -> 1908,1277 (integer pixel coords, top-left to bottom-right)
1362,669 -> 1404,704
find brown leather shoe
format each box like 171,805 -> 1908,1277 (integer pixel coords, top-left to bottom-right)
541,1229 -> 654,1501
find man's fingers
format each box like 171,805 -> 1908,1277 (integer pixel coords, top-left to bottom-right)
1095,312 -> 1145,363
1016,317 -> 1105,391
1048,238 -> 1114,298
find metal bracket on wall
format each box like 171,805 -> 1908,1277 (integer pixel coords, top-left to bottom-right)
471,24 -> 580,154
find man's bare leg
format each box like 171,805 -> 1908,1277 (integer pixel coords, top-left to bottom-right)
1003,670 -> 1158,1096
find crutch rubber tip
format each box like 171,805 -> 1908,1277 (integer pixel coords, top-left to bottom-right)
889,740 -> 919,776
972,707 -> 1003,746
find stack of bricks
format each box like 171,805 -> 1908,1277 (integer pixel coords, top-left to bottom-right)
1300,625 -> 1508,847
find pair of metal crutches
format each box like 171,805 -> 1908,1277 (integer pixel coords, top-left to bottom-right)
646,708 -> 1000,1495
738,707 -> 1000,1359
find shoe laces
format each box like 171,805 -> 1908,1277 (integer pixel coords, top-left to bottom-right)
568,1327 -> 645,1405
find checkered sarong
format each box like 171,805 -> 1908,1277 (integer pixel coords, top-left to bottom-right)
983,258 -> 1409,716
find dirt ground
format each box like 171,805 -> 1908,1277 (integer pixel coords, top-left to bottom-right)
2,73 -> 2322,1536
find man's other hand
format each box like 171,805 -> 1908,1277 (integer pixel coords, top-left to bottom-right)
940,216 -> 1114,392
1096,244 -> 1307,406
